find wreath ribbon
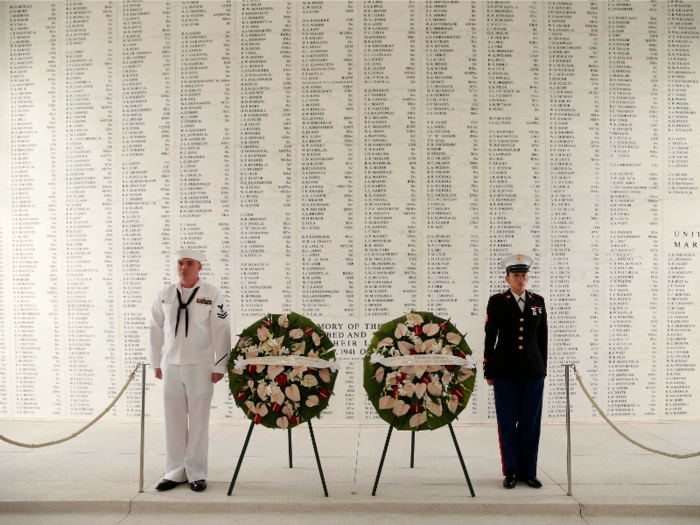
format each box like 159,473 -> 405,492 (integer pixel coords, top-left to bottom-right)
234,355 -> 339,372
369,353 -> 476,369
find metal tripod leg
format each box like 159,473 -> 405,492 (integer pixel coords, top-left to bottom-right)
307,420 -> 328,497
288,428 -> 293,468
227,421 -> 255,496
372,426 -> 393,496
448,424 -> 475,497
410,431 -> 415,468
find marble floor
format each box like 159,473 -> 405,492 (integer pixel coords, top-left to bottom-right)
0,419 -> 699,524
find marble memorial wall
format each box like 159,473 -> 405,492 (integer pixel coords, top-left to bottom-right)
1,0 -> 699,424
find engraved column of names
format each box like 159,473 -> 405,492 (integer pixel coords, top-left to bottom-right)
464,0 -> 484,418
177,1 -> 231,419
663,0 -> 700,418
235,1 -> 293,319
604,2 -> 660,419
8,3 -> 60,417
423,0 -> 483,419
63,0 -> 117,417
119,0 -> 171,418
485,0 -> 543,419
361,0 -> 414,318
545,1 -> 602,419
299,1 -> 357,420
423,0 -> 473,320
299,1 -> 355,319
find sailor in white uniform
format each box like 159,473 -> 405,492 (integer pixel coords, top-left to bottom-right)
150,249 -> 231,492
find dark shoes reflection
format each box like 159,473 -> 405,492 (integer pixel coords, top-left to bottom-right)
190,479 -> 207,492
155,479 -> 187,491
503,471 -> 517,489
516,474 -> 543,488
503,472 -> 543,489
155,479 -> 207,492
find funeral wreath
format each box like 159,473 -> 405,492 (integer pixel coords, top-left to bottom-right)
364,311 -> 476,431
228,312 -> 338,430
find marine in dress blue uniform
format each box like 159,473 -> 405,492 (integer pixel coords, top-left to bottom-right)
484,254 -> 547,489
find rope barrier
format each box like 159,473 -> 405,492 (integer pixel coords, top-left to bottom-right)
0,364 -> 143,449
572,364 -> 700,459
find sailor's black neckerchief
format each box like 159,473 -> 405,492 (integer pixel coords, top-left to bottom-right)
175,286 -> 200,337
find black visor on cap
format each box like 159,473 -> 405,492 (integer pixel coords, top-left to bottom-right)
506,264 -> 530,273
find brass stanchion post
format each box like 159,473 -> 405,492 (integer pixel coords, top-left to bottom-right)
564,364 -> 573,496
139,363 -> 146,493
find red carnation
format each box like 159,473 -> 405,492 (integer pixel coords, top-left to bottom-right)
262,320 -> 272,328
413,324 -> 423,336
319,388 -> 330,399
452,388 -> 464,401
445,365 -> 455,371
253,413 -> 263,425
246,364 -> 257,374
235,389 -> 247,400
397,373 -> 406,383
392,385 -> 399,398
439,322 -> 449,331
289,416 -> 299,425
275,374 -> 288,388
457,351 -> 467,359
420,375 -> 431,385
410,349 -> 418,355
409,403 -> 422,414
307,368 -> 316,373
270,402 -> 282,413
304,327 -> 314,336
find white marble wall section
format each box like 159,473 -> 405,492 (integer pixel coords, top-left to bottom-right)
0,1 -> 699,424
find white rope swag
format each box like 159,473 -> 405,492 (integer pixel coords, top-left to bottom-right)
0,364 -> 141,449
234,355 -> 340,372
573,365 -> 700,459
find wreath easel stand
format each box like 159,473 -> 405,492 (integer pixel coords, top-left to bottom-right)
371,426 -> 475,497
227,421 -> 328,497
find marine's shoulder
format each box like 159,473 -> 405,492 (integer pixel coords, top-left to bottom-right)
488,291 -> 510,303
528,291 -> 546,303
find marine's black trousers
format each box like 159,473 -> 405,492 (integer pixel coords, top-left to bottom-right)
493,377 -> 545,478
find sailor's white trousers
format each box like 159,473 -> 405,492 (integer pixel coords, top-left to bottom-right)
162,362 -> 213,482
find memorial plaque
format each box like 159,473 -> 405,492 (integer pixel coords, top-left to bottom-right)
1,1 -> 698,423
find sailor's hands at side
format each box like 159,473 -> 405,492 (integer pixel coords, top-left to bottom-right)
155,368 -> 223,383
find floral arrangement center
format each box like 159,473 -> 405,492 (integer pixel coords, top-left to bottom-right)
229,312 -> 338,430
364,312 -> 476,431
